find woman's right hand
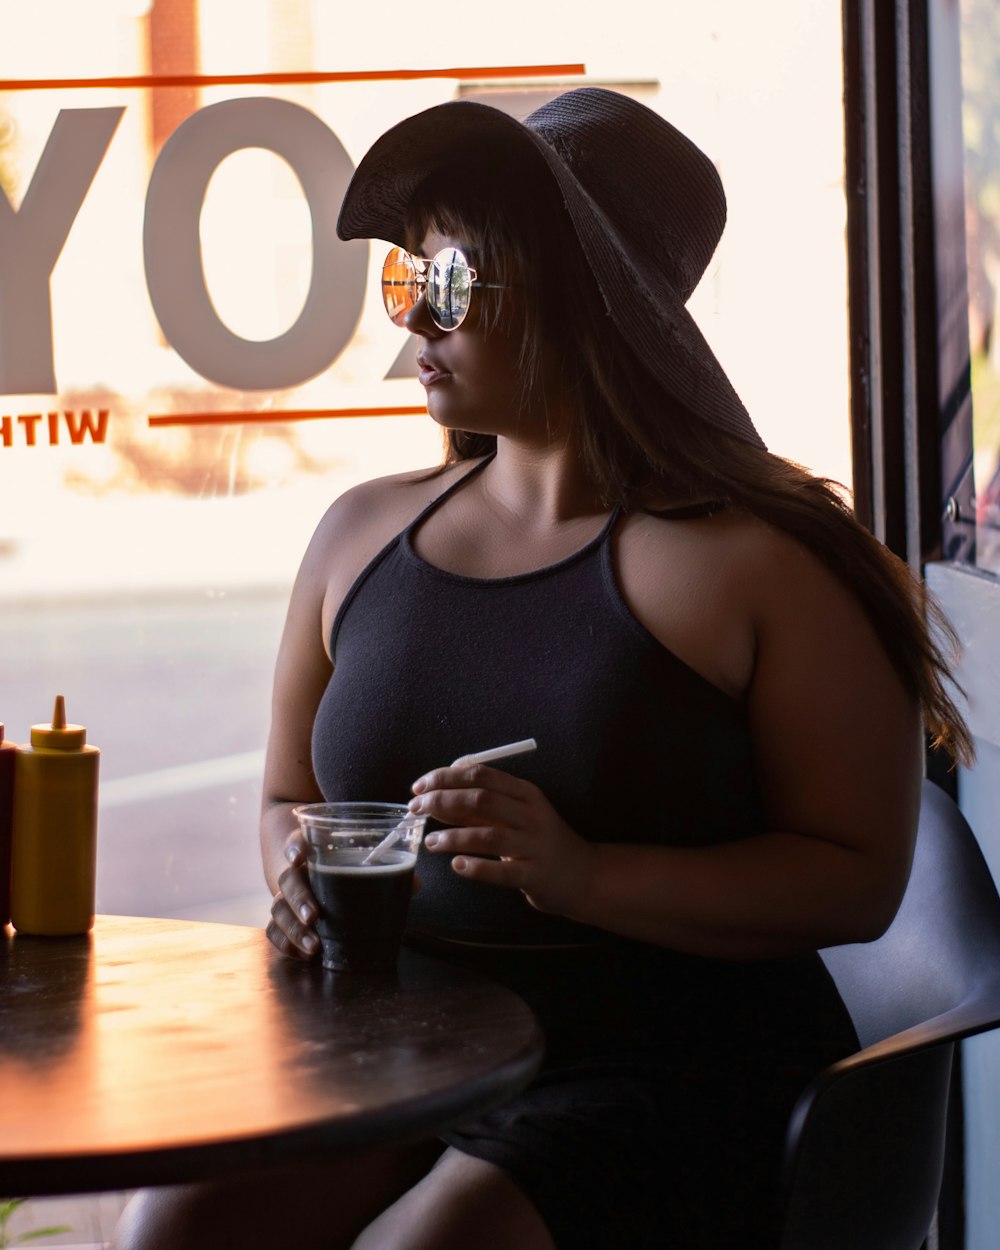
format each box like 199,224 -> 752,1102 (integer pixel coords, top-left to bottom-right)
266,832 -> 321,960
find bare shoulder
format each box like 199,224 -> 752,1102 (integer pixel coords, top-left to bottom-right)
302,461 -> 464,566
310,463 -> 442,537
735,514 -> 889,655
614,505 -> 774,698
632,504 -> 874,621
676,509 -> 900,676
615,504 -> 903,699
300,460 -> 481,653
618,502 -> 773,588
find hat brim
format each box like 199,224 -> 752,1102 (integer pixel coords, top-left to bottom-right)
338,99 -> 763,449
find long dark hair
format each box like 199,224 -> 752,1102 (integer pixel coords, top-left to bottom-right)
405,154 -> 973,766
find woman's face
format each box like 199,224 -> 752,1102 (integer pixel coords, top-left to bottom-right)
402,228 -> 559,443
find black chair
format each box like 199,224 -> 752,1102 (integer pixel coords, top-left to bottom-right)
778,778 -> 1000,1250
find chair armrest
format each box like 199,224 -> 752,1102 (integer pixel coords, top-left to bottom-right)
779,1039 -> 955,1250
776,984 -> 1000,1250
830,982 -> 1000,1075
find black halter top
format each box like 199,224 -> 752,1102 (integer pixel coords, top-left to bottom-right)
312,457 -> 764,945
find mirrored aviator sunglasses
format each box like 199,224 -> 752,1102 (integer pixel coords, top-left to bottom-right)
381,246 -> 505,332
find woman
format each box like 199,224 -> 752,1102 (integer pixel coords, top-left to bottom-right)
116,88 -> 970,1250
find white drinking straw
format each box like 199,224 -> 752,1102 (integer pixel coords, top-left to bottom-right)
449,738 -> 537,769
360,820 -> 415,866
362,738 -> 538,865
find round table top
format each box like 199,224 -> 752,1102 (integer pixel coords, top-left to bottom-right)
0,915 -> 544,1195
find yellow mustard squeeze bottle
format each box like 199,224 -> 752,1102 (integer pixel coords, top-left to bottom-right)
11,696 -> 100,935
0,723 -> 15,928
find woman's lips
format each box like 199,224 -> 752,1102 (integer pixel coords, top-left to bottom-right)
417,356 -> 451,387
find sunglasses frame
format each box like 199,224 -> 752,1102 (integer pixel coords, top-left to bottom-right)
381,246 -> 509,332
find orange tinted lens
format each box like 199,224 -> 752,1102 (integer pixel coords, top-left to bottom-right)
382,247 -> 418,323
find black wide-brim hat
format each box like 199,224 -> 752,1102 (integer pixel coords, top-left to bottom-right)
338,86 -> 764,449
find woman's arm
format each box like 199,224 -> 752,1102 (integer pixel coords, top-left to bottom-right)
260,467 -> 450,959
260,516 -> 334,959
413,524 -> 923,960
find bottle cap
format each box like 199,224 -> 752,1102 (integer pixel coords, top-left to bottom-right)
30,696 -> 87,751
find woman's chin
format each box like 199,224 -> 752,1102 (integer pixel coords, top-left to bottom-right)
425,399 -> 494,437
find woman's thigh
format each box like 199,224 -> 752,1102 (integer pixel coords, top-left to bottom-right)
350,1147 -> 556,1250
111,1140 -> 445,1250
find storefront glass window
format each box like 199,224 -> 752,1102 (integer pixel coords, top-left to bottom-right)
1,0 -> 849,923
961,0 -> 1000,572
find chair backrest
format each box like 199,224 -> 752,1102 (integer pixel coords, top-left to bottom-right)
821,778 -> 1000,1047
779,779 -> 1000,1250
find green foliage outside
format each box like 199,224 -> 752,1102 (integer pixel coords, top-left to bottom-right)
961,0 -> 1000,368
972,350 -> 1000,458
961,0 -> 1000,493
0,1200 -> 70,1250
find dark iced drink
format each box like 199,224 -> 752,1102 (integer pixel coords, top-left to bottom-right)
294,802 -> 425,974
308,846 -> 417,972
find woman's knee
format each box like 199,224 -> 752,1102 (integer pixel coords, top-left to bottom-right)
112,1144 -> 446,1250
350,1148 -> 555,1250
113,1174 -> 315,1250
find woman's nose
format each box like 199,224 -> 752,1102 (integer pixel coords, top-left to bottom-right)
401,291 -> 442,338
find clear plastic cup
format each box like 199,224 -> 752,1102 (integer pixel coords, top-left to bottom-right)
293,802 -> 425,973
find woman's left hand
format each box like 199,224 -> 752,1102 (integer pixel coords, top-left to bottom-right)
409,764 -> 595,917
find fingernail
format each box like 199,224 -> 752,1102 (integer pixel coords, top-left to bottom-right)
299,904 -> 312,923
452,857 -> 468,873
411,776 -> 429,794
303,934 -> 319,954
286,844 -> 300,864
409,796 -> 427,814
424,833 -> 440,849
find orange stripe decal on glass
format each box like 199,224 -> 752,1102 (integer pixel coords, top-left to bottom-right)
0,65 -> 586,92
147,407 -> 428,427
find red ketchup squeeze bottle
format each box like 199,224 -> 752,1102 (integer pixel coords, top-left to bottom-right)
0,723 -> 15,929
11,696 -> 100,936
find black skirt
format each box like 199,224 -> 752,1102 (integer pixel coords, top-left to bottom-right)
407,937 -> 859,1250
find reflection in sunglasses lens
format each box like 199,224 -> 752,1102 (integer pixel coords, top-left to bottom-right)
381,247 -> 417,324
381,247 -> 474,330
429,250 -> 471,330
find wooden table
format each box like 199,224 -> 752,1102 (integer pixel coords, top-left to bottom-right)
0,916 -> 544,1196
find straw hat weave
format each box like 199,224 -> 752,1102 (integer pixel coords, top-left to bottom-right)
338,87 -> 763,448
